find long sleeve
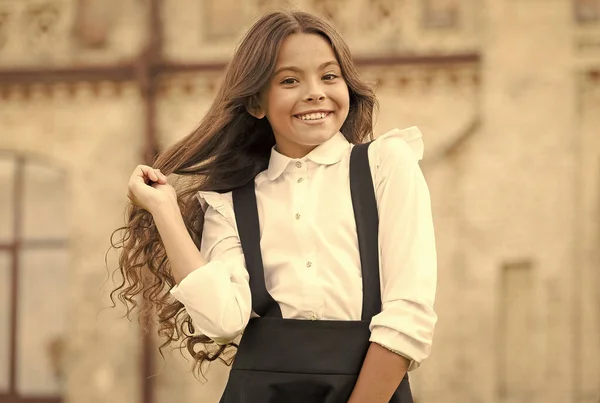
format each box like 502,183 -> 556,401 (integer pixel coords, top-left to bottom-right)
169,191 -> 252,344
368,128 -> 438,371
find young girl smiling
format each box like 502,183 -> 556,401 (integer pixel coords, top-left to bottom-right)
114,10 -> 437,403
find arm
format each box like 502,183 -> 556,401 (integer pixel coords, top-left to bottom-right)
348,343 -> 409,403
153,201 -> 206,284
127,166 -> 251,342
349,132 -> 438,401
157,194 -> 251,343
128,166 -> 208,285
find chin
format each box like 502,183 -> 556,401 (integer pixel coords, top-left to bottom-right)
300,125 -> 339,139
274,124 -> 341,157
303,131 -> 337,146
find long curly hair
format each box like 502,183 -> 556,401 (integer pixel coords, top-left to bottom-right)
109,9 -> 378,376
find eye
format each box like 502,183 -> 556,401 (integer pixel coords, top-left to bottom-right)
323,73 -> 339,81
280,77 -> 298,85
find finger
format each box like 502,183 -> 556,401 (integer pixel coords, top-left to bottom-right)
137,165 -> 153,181
132,165 -> 148,182
142,166 -> 159,183
137,165 -> 152,174
154,169 -> 167,184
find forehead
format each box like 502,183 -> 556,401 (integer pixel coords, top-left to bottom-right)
275,33 -> 338,69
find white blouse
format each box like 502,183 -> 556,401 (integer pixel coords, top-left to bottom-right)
170,127 -> 437,370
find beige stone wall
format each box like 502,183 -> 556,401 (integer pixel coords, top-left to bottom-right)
454,2 -> 600,403
0,0 -> 599,403
0,82 -> 146,403
156,72 -> 222,148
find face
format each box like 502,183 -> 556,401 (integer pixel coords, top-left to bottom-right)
255,33 -> 350,158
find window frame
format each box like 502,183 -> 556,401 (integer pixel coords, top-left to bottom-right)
0,153 -> 67,403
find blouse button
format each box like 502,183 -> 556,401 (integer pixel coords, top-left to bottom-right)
295,161 -> 302,168
295,213 -> 301,220
306,261 -> 312,268
309,312 -> 318,320
297,177 -> 304,183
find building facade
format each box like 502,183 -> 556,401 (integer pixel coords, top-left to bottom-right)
0,0 -> 599,402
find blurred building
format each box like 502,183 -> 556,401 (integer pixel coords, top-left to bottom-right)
0,0 -> 599,402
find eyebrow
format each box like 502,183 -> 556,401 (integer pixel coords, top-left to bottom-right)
273,60 -> 340,76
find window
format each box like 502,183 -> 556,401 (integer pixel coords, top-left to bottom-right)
0,152 -> 68,403
498,260 -> 534,401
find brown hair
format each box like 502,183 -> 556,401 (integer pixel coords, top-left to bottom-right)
109,9 -> 377,376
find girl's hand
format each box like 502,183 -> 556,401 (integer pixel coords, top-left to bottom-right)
127,165 -> 177,215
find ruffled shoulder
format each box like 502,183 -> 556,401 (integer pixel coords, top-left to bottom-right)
196,191 -> 236,224
374,126 -> 424,161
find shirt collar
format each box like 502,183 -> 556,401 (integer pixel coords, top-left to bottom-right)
267,132 -> 349,181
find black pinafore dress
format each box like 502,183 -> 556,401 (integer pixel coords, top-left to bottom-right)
220,143 -> 413,403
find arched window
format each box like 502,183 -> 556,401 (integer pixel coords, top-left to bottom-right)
0,152 -> 69,403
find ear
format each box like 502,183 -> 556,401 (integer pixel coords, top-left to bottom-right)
245,95 -> 266,119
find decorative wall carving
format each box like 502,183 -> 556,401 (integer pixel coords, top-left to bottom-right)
0,61 -> 479,101
574,0 -> 600,23
23,3 -> 62,51
308,0 -> 346,27
159,0 -> 477,63
306,0 -> 400,43
0,1 -> 66,59
72,0 -> 117,49
582,70 -> 600,101
157,72 -> 222,100
360,63 -> 479,92
423,0 -> 460,29
0,10 -> 9,49
0,0 -> 145,67
0,80 -> 133,102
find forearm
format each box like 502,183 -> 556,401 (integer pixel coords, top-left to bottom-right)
152,202 -> 207,284
156,197 -> 252,341
348,342 -> 409,403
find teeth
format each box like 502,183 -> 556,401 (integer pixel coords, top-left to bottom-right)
299,112 -> 328,120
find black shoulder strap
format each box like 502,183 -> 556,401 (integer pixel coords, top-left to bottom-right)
232,181 -> 282,318
350,142 -> 382,321
232,142 -> 381,321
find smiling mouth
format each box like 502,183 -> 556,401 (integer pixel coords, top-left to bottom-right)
294,111 -> 333,121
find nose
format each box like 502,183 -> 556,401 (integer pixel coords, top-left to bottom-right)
306,92 -> 325,102
304,79 -> 326,102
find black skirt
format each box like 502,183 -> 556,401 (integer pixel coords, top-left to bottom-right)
219,318 -> 412,403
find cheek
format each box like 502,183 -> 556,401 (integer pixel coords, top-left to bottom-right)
333,84 -> 351,112
266,89 -> 297,117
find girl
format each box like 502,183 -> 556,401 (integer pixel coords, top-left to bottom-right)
113,9 -> 437,403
